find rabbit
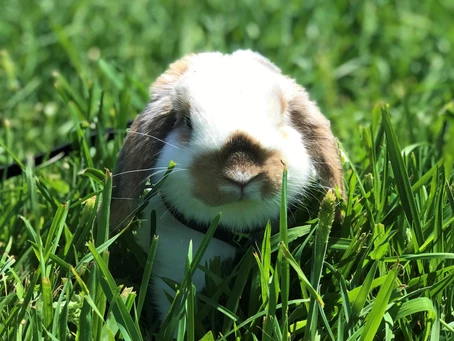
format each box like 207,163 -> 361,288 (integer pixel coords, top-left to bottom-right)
109,50 -> 344,324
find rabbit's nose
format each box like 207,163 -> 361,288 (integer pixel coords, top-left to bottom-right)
223,172 -> 259,189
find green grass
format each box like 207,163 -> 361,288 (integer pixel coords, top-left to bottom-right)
1,0 -> 454,340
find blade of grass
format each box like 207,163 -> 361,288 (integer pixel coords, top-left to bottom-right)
352,261 -> 379,317
382,105 -> 424,247
359,268 -> 397,341
79,267 -> 96,341
395,297 -> 435,320
279,244 -> 323,306
87,241 -> 143,341
137,233 -> 158,318
278,166 -> 289,341
304,190 -> 336,341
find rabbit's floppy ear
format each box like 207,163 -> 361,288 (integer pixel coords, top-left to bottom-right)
287,84 -> 344,198
110,55 -> 194,230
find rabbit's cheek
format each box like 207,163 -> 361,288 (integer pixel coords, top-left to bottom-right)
260,153 -> 284,198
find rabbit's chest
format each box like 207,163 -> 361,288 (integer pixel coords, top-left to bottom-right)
136,195 -> 237,289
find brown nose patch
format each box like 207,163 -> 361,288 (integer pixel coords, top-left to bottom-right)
220,133 -> 268,166
189,132 -> 283,206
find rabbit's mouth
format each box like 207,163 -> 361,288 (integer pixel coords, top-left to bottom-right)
160,193 -> 254,247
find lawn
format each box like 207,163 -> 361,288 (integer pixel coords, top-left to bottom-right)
1,0 -> 454,340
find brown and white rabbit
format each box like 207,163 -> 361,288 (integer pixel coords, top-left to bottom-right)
110,50 -> 343,323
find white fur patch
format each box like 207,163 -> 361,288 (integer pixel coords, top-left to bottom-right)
137,195 -> 236,321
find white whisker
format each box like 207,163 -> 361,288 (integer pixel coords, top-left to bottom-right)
136,168 -> 189,189
111,197 -> 136,201
113,167 -> 171,177
127,130 -> 189,150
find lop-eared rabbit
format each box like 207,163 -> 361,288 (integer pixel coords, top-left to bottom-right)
110,50 -> 343,323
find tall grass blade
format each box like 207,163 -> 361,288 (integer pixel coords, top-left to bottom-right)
278,167 -> 289,341
381,105 -> 424,247
360,268 -> 397,341
87,241 -> 143,341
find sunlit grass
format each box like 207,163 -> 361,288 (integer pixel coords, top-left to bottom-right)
1,0 -> 454,340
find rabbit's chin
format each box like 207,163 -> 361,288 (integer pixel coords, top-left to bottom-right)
159,187 -> 281,232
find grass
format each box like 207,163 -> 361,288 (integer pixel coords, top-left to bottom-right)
1,0 -> 454,340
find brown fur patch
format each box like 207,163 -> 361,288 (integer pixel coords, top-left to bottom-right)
287,84 -> 343,192
110,106 -> 177,229
287,82 -> 344,221
152,55 -> 194,91
261,153 -> 284,198
189,132 -> 283,206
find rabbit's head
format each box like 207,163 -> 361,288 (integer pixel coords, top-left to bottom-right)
110,50 -> 343,231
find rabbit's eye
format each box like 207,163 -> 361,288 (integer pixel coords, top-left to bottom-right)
184,115 -> 193,130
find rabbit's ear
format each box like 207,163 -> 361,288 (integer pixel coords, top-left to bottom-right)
109,55 -> 194,230
287,84 -> 344,198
